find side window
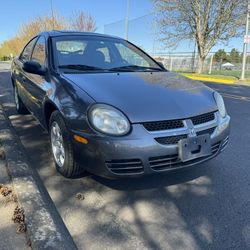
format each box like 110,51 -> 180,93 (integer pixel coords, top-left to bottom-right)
20,38 -> 37,62
31,36 -> 46,66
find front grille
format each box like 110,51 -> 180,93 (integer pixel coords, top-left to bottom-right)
155,134 -> 187,145
221,137 -> 229,151
143,120 -> 184,131
142,112 -> 215,132
155,127 -> 216,145
196,127 -> 216,136
191,112 -> 215,125
106,159 -> 143,175
149,141 -> 221,172
211,141 -> 221,154
149,154 -> 179,171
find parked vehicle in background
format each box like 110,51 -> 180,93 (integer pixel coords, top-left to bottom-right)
11,31 -> 230,178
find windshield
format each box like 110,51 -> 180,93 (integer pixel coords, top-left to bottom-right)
52,35 -> 163,72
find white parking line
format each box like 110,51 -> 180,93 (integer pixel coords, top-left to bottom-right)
221,92 -> 250,102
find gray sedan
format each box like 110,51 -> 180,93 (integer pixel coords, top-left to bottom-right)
11,31 -> 230,178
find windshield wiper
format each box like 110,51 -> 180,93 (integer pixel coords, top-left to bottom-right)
58,64 -> 104,71
109,65 -> 164,72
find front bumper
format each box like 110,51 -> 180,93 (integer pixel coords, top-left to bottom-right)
72,112 -> 230,178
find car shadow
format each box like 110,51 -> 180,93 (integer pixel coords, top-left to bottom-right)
91,163 -> 212,191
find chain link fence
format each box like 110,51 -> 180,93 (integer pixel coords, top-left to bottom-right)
152,52 -> 250,79
104,14 -> 248,79
104,14 -> 161,55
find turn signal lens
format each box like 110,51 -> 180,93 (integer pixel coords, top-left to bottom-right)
73,135 -> 88,144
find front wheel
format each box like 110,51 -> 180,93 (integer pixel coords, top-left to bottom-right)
49,110 -> 84,178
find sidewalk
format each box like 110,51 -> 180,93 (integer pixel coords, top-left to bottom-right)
0,148 -> 28,250
0,103 -> 77,250
0,61 -> 11,71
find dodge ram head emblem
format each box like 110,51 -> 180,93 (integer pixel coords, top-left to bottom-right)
189,128 -> 196,137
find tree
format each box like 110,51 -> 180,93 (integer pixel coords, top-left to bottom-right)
214,48 -> 241,64
70,11 -> 96,32
18,13 -> 67,44
229,48 -> 241,63
0,11 -> 96,57
214,49 -> 228,63
0,37 -> 23,57
152,0 -> 245,73
3,13 -> 68,55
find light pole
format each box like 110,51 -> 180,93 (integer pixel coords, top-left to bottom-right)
50,0 -> 55,30
240,1 -> 250,81
125,0 -> 130,40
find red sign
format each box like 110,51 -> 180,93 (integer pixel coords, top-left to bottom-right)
244,35 -> 250,43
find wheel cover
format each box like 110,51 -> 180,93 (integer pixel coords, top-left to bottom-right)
14,87 -> 19,110
50,121 -> 65,168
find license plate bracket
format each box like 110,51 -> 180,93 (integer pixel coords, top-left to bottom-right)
178,135 -> 211,162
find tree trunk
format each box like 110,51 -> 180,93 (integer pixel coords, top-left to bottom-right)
196,55 -> 205,74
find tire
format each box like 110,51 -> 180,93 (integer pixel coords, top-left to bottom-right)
49,110 -> 84,178
14,85 -> 29,114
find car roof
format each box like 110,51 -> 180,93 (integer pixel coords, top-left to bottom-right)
38,30 -> 122,40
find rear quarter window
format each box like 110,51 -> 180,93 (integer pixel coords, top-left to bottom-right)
20,37 -> 37,62
31,36 -> 46,66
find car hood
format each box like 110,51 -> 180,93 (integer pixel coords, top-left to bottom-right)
63,72 -> 217,123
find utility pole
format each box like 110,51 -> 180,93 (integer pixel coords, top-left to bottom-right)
50,0 -> 55,30
125,0 -> 130,40
240,1 -> 250,81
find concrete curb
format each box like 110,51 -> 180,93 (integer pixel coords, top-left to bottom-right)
0,148 -> 29,249
235,81 -> 250,86
0,105 -> 77,250
180,73 -> 237,84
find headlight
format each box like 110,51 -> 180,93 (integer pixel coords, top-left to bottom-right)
88,104 -> 130,136
213,92 -> 226,118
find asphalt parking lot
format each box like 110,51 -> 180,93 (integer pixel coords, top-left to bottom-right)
0,67 -> 250,249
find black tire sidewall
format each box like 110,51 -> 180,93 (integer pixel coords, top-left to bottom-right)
49,111 -> 75,177
14,85 -> 28,114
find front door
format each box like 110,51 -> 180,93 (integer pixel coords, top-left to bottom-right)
24,36 -> 48,121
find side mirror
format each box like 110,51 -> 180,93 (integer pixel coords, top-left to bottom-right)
23,60 -> 46,75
